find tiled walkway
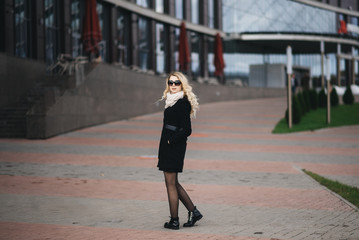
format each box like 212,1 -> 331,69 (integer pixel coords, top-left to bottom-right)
0,97 -> 358,240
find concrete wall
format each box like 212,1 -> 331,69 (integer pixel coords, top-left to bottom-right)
27,63 -> 285,138
0,53 -> 47,108
249,64 -> 286,88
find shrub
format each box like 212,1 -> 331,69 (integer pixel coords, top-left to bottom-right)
330,87 -> 339,107
343,86 -> 355,105
309,89 -> 318,110
298,92 -> 309,114
285,95 -> 302,124
303,90 -> 311,111
318,88 -> 327,108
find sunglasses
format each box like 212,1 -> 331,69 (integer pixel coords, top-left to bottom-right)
168,80 -> 182,86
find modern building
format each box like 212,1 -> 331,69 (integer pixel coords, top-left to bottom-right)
1,0 -> 358,138
3,0 -> 359,80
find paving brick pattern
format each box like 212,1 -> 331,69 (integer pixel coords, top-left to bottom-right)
0,97 -> 358,240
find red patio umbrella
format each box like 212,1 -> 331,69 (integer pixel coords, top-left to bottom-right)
214,33 -> 225,76
82,0 -> 102,54
178,22 -> 190,72
338,20 -> 348,34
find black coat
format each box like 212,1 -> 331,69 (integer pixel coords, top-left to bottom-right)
157,97 -> 192,172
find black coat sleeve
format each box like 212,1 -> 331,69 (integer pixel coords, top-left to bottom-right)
169,100 -> 192,144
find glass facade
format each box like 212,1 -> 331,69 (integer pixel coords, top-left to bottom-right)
14,0 -> 31,58
174,27 -> 180,71
191,0 -> 199,24
138,17 -> 150,70
191,31 -> 200,77
208,0 -> 214,28
71,0 -> 83,58
44,0 -> 59,66
155,0 -> 164,13
97,2 -> 109,62
117,8 -> 130,65
156,23 -> 165,74
222,0 -> 343,79
223,0 -> 336,33
176,0 -> 184,19
136,0 -> 150,8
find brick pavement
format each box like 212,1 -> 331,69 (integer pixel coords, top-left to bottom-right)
0,97 -> 359,240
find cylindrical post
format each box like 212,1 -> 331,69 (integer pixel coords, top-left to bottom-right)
352,47 -> 356,85
337,44 -> 341,86
326,56 -> 331,124
321,41 -> 325,88
287,46 -> 293,129
337,55 -> 341,86
352,58 -> 355,85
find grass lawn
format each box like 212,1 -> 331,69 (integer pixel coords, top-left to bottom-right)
273,103 -> 359,133
303,169 -> 359,209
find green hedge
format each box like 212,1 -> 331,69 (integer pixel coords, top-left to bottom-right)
285,95 -> 302,124
330,87 -> 339,107
343,86 -> 355,105
309,89 -> 318,110
318,88 -> 327,108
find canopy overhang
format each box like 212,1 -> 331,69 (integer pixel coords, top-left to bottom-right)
224,32 -> 359,54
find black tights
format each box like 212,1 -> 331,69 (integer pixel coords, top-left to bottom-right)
164,172 -> 195,218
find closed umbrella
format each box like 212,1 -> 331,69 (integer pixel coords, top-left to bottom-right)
338,20 -> 348,34
178,22 -> 190,72
82,0 -> 102,54
214,33 -> 225,76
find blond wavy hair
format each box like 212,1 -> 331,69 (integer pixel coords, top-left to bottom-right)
161,72 -> 199,118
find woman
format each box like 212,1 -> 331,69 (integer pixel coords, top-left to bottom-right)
157,72 -> 202,230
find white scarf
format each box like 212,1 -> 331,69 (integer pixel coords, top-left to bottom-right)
165,91 -> 184,109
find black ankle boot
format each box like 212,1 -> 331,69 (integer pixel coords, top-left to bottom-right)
164,217 -> 180,230
183,206 -> 202,227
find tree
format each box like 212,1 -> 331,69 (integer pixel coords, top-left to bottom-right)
330,87 -> 339,107
285,95 -> 302,124
343,86 -> 354,105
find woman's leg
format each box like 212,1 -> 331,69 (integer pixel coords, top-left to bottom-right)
176,177 -> 203,227
164,172 -> 179,218
176,180 -> 195,212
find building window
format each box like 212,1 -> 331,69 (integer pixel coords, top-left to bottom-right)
117,8 -> 130,65
191,31 -> 200,77
138,17 -> 150,70
156,23 -> 165,74
136,0 -> 150,8
44,0 -> 59,66
156,0 -> 164,13
191,0 -> 199,24
208,0 -> 214,28
71,0 -> 84,58
14,0 -> 31,58
176,0 -> 183,19
350,16 -> 358,37
174,27 -> 180,70
97,1 -> 110,62
208,36 -> 215,76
